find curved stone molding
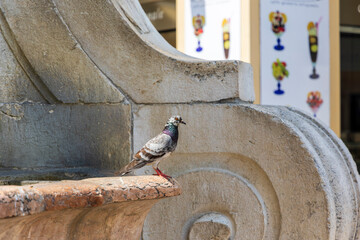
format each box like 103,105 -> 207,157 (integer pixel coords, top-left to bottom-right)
0,0 -> 254,104
135,104 -> 360,239
189,213 -> 233,239
0,11 -> 58,104
0,176 -> 181,240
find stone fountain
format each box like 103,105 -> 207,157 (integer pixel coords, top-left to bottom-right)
0,0 -> 359,239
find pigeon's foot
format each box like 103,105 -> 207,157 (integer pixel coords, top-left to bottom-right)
159,172 -> 172,180
153,167 -> 172,180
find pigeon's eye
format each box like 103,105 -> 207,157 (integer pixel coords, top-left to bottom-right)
175,117 -> 179,121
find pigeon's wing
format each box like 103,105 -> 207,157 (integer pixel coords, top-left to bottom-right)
144,133 -> 174,155
115,133 -> 173,175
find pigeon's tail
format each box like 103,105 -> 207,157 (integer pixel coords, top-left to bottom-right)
114,168 -> 130,176
114,159 -> 148,176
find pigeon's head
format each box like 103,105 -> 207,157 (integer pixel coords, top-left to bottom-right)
166,115 -> 186,127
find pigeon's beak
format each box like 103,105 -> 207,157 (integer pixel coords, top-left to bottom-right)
180,120 -> 186,125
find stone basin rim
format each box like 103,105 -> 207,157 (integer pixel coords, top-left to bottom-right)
0,175 -> 181,219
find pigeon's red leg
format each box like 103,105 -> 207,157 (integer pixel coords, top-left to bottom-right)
153,167 -> 161,176
153,168 -> 160,176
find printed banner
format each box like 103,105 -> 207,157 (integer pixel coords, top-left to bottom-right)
183,0 -> 241,60
260,0 -> 330,125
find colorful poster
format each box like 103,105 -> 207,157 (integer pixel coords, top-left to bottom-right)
260,0 -> 330,126
183,0 -> 241,60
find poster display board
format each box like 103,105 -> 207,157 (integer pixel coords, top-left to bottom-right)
260,0 -> 330,125
183,0 -> 241,60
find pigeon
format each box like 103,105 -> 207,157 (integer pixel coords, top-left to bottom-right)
115,115 -> 186,179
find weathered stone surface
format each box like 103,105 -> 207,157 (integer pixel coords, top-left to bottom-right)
136,104 -> 360,239
0,176 -> 181,240
189,213 -> 232,240
0,102 -> 131,170
0,0 -> 125,104
0,30 -> 45,103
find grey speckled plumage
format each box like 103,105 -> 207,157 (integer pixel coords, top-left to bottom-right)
115,115 -> 186,179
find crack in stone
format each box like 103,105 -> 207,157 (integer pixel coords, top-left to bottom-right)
0,109 -> 22,120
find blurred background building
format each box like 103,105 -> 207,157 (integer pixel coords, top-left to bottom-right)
340,0 -> 360,169
139,0 -> 360,168
140,0 -> 176,47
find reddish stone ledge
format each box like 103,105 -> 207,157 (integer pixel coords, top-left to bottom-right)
0,176 -> 181,219
0,176 -> 181,240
